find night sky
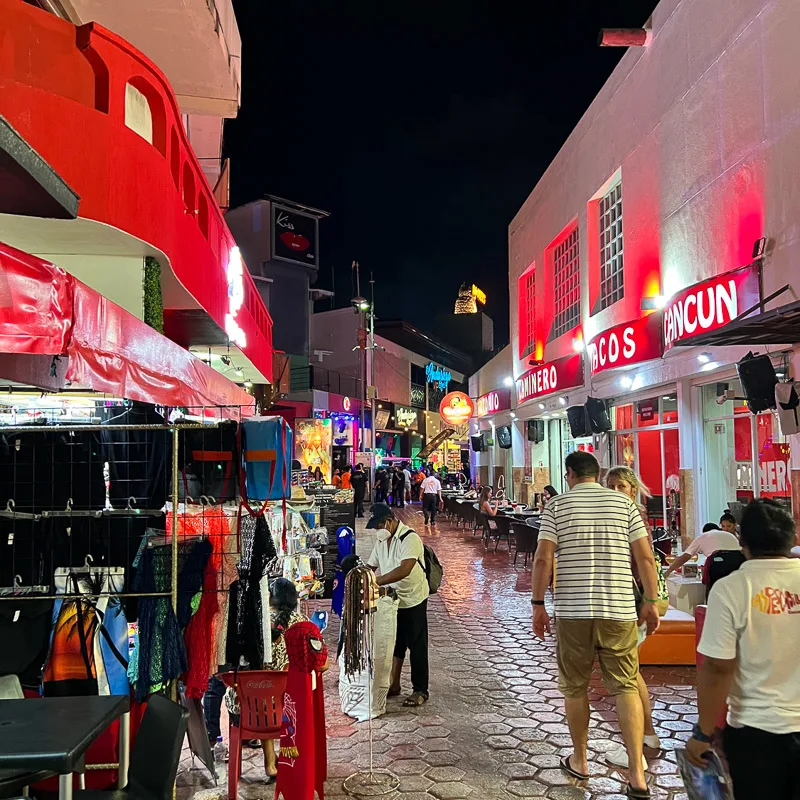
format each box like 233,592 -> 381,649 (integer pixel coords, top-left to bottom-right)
226,0 -> 651,347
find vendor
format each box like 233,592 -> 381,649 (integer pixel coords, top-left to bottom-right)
664,521 -> 740,579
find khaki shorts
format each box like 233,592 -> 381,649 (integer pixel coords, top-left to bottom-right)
556,618 -> 639,698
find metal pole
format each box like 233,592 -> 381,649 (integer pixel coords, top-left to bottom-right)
170,426 -> 180,703
369,274 -> 377,489
360,309 -> 367,452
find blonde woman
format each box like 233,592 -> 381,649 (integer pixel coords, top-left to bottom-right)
604,465 -> 662,770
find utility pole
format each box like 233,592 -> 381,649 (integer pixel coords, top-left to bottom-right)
351,261 -> 369,455
369,272 -> 377,488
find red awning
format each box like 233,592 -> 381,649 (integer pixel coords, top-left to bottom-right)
0,241 -> 255,413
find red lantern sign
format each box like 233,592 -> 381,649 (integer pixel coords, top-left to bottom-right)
439,391 -> 475,427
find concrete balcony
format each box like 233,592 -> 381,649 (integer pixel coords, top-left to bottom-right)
59,0 -> 241,117
0,0 -> 271,381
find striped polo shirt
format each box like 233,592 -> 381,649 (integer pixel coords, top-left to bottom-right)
538,482 -> 647,621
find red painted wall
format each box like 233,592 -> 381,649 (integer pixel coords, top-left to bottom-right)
0,0 -> 273,381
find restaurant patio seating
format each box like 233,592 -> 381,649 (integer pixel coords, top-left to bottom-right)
510,521 -> 538,567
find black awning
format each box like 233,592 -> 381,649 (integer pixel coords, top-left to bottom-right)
0,116 -> 79,219
673,300 -> 800,347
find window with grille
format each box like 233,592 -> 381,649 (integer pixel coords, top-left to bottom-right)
518,267 -> 536,358
552,227 -> 581,339
598,183 -> 623,310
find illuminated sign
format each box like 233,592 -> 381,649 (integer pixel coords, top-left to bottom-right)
472,285 -> 487,305
343,396 -> 351,411
395,406 -> 419,429
516,354 -> 584,404
587,314 -> 663,376
663,264 -> 760,349
225,246 -> 247,348
476,388 -> 512,417
439,391 -> 474,427
426,362 -> 452,390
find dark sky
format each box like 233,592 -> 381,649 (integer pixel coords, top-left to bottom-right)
226,0 -> 651,347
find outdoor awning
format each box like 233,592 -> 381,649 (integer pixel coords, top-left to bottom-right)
0,241 -> 255,413
672,301 -> 800,348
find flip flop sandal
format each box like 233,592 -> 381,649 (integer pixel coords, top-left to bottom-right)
560,755 -> 590,781
626,785 -> 651,799
403,692 -> 428,707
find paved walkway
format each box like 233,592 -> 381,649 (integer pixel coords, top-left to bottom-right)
183,502 -> 698,800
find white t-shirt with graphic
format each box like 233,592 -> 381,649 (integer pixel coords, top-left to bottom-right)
698,558 -> 800,733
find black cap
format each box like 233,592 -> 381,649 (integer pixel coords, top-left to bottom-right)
366,502 -> 394,529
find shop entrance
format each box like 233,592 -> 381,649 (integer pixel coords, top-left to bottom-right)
701,379 -> 791,519
611,395 -> 681,539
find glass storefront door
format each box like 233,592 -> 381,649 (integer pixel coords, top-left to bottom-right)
611,394 -> 681,538
702,380 -> 791,519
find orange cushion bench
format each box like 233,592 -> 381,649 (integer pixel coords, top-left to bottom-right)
639,606 -> 697,666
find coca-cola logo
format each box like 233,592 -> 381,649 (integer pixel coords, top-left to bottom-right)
243,679 -> 275,690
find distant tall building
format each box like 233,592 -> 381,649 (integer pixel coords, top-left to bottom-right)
454,283 -> 487,314
437,283 -> 494,368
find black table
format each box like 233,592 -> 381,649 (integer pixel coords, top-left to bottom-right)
0,695 -> 131,800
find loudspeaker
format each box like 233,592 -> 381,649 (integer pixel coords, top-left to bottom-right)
567,405 -> 591,438
737,352 -> 778,414
527,419 -> 545,443
496,425 -> 512,449
470,434 -> 484,452
585,396 -> 611,433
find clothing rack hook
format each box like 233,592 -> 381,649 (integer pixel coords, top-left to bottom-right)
199,495 -> 217,507
83,553 -> 94,570
13,575 -> 22,589
126,497 -> 137,511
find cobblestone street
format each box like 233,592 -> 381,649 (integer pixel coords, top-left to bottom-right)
183,502 -> 698,800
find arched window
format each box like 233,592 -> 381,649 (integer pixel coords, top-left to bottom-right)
124,83 -> 152,144
125,78 -> 167,156
198,193 -> 209,239
182,163 -> 196,217
170,128 -> 180,190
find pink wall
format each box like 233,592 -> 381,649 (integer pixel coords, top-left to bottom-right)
509,0 -> 800,377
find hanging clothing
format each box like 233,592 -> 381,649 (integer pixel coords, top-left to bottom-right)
277,621 -> 328,800
129,538 -> 211,701
226,511 -> 275,669
101,402 -> 171,510
43,568 -> 129,697
0,594 -> 54,690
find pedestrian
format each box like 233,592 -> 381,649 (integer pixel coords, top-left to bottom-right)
479,485 -> 499,517
341,465 -> 352,490
413,469 -> 425,502
531,451 -> 660,799
603,466 -> 663,769
313,466 -> 323,483
376,467 -> 390,503
351,463 -> 368,518
688,498 -> 800,800
392,466 -> 405,508
420,470 -> 443,526
719,510 -> 738,533
403,462 -> 412,504
664,517 -> 740,578
539,485 -> 558,510
332,468 -> 342,489
366,502 -> 430,707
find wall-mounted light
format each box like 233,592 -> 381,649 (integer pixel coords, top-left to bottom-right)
697,352 -> 712,364
234,367 -> 244,377
559,397 -> 567,406
620,375 -> 633,389
701,361 -> 720,372
572,336 -> 585,352
641,295 -> 668,311
538,402 -> 545,410
504,376 -> 514,387
752,237 -> 767,260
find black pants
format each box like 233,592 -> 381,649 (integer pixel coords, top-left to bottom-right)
354,493 -> 365,517
422,493 -> 438,523
394,599 -> 429,696
203,674 -> 226,741
724,724 -> 800,800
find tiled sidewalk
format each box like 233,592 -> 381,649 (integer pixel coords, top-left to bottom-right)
182,503 -> 697,800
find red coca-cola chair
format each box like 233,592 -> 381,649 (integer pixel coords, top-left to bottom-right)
694,605 -> 728,729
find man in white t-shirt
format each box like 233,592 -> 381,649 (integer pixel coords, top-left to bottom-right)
664,520 -> 740,579
532,451 -> 660,798
420,472 -> 442,526
690,499 -> 800,798
366,503 -> 430,707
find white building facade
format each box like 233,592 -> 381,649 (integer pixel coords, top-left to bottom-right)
472,0 -> 800,542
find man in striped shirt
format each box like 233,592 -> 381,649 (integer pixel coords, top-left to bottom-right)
532,451 -> 660,799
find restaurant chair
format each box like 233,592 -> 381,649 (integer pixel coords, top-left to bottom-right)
219,670 -> 288,800
72,693 -> 188,800
511,522 -> 538,568
491,514 -> 513,552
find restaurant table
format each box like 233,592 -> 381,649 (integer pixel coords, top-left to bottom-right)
0,695 -> 131,800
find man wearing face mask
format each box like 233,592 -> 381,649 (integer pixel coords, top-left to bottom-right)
366,502 -> 430,706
